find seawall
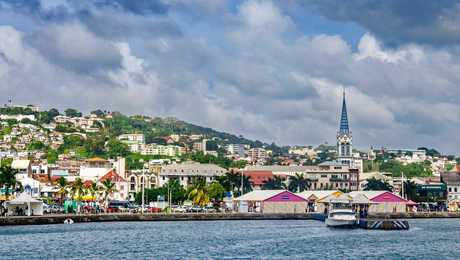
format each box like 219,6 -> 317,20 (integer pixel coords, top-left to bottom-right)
1,212 -> 459,226
0,213 -> 318,226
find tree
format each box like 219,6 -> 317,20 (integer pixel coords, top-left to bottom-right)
28,141 -> 45,151
56,176 -> 68,204
70,178 -> 85,202
217,171 -> 240,193
403,180 -> 418,201
47,149 -> 59,164
0,164 -> 18,202
187,177 -> 210,207
364,177 -> 393,191
64,108 -> 82,118
84,135 -> 106,156
288,173 -> 310,192
48,108 -> 60,118
90,109 -> 105,117
208,182 -> 225,201
262,176 -> 286,190
87,181 -> 99,200
101,179 -> 117,207
106,139 -> 130,158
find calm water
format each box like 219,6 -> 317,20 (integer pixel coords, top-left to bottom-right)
0,219 -> 459,259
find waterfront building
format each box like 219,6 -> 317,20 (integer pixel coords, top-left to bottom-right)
234,190 -> 307,213
79,157 -> 113,182
127,169 -> 157,201
348,191 -> 409,213
158,162 -> 226,187
243,162 -> 359,191
297,190 -> 341,212
441,167 -> 460,200
98,170 -> 129,201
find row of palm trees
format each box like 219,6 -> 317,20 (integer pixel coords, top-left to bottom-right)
56,177 -> 117,208
262,173 -> 311,192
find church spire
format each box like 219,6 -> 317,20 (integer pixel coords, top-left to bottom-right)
339,90 -> 349,134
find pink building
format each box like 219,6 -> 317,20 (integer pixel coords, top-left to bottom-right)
350,191 -> 409,213
235,190 -> 307,213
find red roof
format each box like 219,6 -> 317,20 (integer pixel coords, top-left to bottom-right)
83,180 -> 94,188
243,171 -> 273,186
98,169 -> 126,183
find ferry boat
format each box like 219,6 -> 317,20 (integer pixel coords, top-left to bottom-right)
325,195 -> 356,227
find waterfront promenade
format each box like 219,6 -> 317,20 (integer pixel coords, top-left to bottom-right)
1,212 -> 460,226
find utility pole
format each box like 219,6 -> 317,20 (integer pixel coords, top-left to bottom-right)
240,170 -> 244,196
140,159 -> 145,214
401,171 -> 405,199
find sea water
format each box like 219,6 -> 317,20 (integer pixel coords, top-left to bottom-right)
0,219 -> 459,259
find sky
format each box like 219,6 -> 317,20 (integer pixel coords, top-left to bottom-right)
1,0 -> 460,154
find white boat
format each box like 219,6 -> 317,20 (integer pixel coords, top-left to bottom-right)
325,195 -> 356,228
63,218 -> 74,224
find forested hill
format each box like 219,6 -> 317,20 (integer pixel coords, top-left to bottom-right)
104,112 -> 270,148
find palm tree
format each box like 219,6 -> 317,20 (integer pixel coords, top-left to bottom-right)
70,178 -> 85,201
262,176 -> 286,190
88,181 -> 99,200
187,177 -> 210,207
288,173 -> 310,193
0,164 -> 18,202
100,179 -> 117,208
364,177 -> 393,191
403,180 -> 418,201
56,176 -> 68,205
217,171 -> 253,196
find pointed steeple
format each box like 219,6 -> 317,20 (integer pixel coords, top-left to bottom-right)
339,90 -> 349,134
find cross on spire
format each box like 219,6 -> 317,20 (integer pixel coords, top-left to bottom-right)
339,90 -> 349,134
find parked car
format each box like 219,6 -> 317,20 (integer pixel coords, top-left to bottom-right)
190,205 -> 203,213
171,205 -> 187,213
147,206 -> 162,213
203,206 -> 216,213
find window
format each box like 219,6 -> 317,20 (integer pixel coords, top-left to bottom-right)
181,177 -> 184,181
455,187 -> 458,193
449,187 -> 452,192
321,175 -> 327,178
162,176 -> 165,180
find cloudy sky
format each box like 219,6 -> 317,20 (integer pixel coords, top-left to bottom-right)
1,0 -> 460,154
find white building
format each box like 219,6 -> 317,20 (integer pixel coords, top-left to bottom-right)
248,148 -> 268,162
0,114 -> 35,121
226,144 -> 246,157
118,133 -> 145,153
141,144 -> 184,157
159,163 -> 226,187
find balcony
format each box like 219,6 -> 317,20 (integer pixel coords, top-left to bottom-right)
329,176 -> 348,182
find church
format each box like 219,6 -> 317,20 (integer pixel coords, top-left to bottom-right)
336,91 -> 363,173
